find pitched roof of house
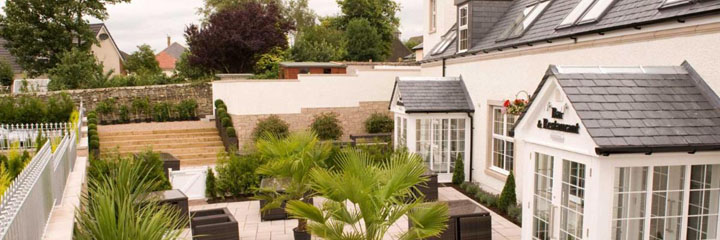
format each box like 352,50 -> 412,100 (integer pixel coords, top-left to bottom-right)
89,23 -> 105,36
426,0 -> 720,61
0,38 -> 22,73
513,62 -> 720,155
389,37 -> 413,62
390,76 -> 475,113
156,42 -> 187,70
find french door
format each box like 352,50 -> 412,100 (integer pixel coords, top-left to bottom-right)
533,152 -> 587,240
415,118 -> 466,182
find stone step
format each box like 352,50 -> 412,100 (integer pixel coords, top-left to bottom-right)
100,142 -> 224,152
101,136 -> 222,146
99,132 -> 220,141
109,146 -> 225,155
98,128 -> 218,137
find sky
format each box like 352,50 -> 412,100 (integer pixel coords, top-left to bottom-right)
1,0 -> 423,54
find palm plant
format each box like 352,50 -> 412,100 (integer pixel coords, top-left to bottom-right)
285,150 -> 449,240
74,158 -> 187,240
255,131 -> 332,235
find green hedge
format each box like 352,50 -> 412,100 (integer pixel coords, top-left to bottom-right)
364,113 -> 393,133
311,112 -> 343,140
0,93 -> 75,124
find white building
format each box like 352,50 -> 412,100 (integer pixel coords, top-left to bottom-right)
390,0 -> 720,239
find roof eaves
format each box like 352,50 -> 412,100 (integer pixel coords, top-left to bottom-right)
595,144 -> 720,156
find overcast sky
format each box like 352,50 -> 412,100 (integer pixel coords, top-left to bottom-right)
1,0 -> 422,54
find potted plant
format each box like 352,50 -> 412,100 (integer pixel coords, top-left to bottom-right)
255,131 -> 332,240
285,150 -> 450,240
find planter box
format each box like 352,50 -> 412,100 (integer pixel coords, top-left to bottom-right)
410,200 -> 491,240
159,152 -> 181,177
215,109 -> 239,152
412,170 -> 438,202
258,178 -> 314,221
150,189 -> 189,227
190,208 -> 239,240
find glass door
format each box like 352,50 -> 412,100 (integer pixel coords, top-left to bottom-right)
415,118 -> 466,182
532,153 -> 587,240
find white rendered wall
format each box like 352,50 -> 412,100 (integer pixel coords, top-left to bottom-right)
423,0 -> 458,58
421,18 -> 720,194
212,69 -> 422,115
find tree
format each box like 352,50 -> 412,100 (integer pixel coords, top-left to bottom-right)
255,132 -> 332,236
0,0 -> 130,77
0,59 -> 14,87
175,52 -> 213,81
336,0 -> 399,61
252,47 -> 287,79
285,150 -> 449,240
345,18 -> 384,61
497,171 -> 517,211
290,23 -> 347,62
48,48 -> 106,91
287,0 -> 317,32
186,1 -> 293,73
404,38 -> 421,51
124,44 -> 162,75
200,0 -> 314,33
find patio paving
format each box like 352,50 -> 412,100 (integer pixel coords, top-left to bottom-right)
179,187 -> 521,240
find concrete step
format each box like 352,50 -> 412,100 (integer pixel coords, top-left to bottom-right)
98,128 -> 218,137
101,136 -> 222,146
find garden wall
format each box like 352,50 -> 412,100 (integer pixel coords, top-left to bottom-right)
231,101 -> 390,148
9,83 -> 213,117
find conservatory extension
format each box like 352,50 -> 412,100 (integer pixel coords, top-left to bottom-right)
512,63 -> 720,240
389,76 -> 474,182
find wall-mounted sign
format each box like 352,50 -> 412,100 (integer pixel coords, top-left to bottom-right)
551,107 -> 564,119
537,118 -> 580,133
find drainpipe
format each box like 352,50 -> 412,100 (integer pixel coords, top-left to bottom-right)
467,112 -> 474,182
442,58 -> 446,77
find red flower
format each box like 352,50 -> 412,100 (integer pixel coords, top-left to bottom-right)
503,100 -> 510,107
514,99 -> 524,105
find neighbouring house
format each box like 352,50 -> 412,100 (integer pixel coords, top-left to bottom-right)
389,32 -> 413,62
156,38 -> 188,76
387,0 -> 720,238
278,62 -> 347,79
405,35 -> 424,62
412,43 -> 424,62
513,63 -> 720,240
89,23 -> 125,76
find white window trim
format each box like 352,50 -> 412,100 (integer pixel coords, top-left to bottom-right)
458,4 -> 469,53
429,0 -> 437,33
415,117 -> 468,175
557,0 -> 617,28
660,0 -> 692,9
491,106 -> 515,175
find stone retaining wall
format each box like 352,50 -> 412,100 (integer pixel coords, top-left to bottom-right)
232,101 -> 390,148
9,83 -> 213,117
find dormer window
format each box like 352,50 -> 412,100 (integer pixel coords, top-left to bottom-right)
458,4 -> 469,52
558,0 -> 616,28
498,1 -> 551,40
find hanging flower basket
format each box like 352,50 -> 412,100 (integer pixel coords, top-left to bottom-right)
503,91 -> 530,115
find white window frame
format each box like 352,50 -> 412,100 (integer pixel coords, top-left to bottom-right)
430,0 -> 437,33
499,0 -> 550,40
558,0 -> 617,28
491,106 -> 515,175
415,117 -> 467,175
458,4 -> 469,52
660,0 -> 692,8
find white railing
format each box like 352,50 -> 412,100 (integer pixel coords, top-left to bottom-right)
0,105 -> 82,240
0,123 -> 69,150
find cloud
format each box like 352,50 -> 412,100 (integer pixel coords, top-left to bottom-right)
0,0 -> 423,53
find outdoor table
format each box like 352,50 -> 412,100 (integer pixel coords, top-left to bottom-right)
190,207 -> 239,240
411,200 -> 492,240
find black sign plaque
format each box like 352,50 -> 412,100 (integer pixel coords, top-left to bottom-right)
537,118 -> 580,134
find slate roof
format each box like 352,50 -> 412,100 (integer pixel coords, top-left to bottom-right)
391,76 -> 475,113
159,42 -> 187,60
425,0 -> 720,61
89,23 -> 105,36
515,62 -> 720,155
0,38 -> 22,73
389,36 -> 412,62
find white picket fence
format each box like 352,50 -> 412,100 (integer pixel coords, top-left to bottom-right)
0,123 -> 70,151
0,107 -> 82,240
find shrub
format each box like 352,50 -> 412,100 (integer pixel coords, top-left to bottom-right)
452,153 -> 465,185
507,204 -> 522,223
46,93 -> 75,123
87,123 -> 97,131
152,102 -> 172,122
476,191 -> 498,208
215,152 -> 263,197
205,167 -> 217,199
177,99 -> 198,120
364,113 -> 393,133
464,182 -> 481,196
0,59 -> 13,87
89,140 -> 99,151
226,127 -> 237,138
88,129 -> 98,137
95,98 -> 116,123
311,112 -> 343,140
252,115 -> 289,140
221,116 -> 231,128
214,99 -> 225,108
15,96 -> 47,123
497,171 -> 517,211
118,105 -> 130,123
131,97 -> 151,120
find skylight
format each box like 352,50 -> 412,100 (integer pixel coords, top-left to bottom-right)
432,28 -> 457,55
660,0 -> 692,8
499,1 -> 551,40
558,0 -> 616,28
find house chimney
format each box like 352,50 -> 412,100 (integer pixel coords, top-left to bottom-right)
167,36 -> 171,47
